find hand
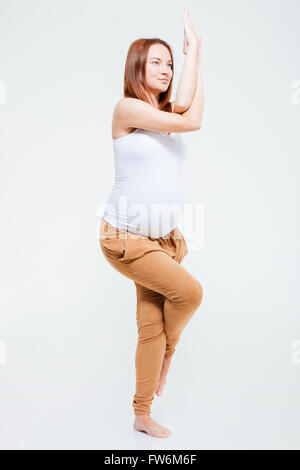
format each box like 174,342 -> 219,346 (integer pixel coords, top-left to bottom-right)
182,7 -> 201,52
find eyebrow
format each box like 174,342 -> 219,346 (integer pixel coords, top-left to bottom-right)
149,57 -> 173,63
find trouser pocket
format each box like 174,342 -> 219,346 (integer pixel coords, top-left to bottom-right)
100,219 -> 127,261
100,235 -> 127,261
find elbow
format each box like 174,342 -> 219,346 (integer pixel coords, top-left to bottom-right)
174,102 -> 191,114
192,121 -> 202,131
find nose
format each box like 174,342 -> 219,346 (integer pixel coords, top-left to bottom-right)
161,70 -> 171,79
160,65 -> 171,74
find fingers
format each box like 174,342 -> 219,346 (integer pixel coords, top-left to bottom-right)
183,6 -> 199,47
183,6 -> 189,24
183,7 -> 194,33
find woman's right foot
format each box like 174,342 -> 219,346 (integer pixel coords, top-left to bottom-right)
133,415 -> 171,438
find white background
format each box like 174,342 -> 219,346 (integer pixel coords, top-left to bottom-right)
0,0 -> 300,450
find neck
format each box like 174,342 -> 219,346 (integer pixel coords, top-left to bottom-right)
146,89 -> 160,108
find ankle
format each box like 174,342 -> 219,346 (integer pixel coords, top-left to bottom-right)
135,413 -> 150,419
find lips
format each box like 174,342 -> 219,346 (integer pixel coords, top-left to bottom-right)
159,79 -> 168,83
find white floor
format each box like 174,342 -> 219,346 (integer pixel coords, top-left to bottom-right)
1,324 -> 299,450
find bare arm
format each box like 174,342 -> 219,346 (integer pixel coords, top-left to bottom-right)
173,7 -> 202,112
181,63 -> 204,129
114,95 -> 200,134
174,44 -> 199,111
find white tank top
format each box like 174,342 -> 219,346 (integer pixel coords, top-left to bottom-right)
102,128 -> 188,239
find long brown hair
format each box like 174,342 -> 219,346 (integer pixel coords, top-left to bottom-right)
123,38 -> 173,113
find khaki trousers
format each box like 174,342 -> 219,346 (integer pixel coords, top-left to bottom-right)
99,217 -> 203,416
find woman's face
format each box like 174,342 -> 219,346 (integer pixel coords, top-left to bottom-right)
145,44 -> 173,96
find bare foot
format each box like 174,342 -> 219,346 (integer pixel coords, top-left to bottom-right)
133,415 -> 171,438
156,355 -> 172,396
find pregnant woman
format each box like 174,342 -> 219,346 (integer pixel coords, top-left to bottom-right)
99,8 -> 204,438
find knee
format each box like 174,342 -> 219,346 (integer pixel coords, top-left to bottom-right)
138,323 -> 166,344
189,281 -> 203,309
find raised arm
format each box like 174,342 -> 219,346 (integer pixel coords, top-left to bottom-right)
173,48 -> 199,113
173,8 -> 202,112
181,63 -> 204,129
172,8 -> 204,126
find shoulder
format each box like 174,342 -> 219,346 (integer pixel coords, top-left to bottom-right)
112,98 -> 141,138
114,97 -> 141,114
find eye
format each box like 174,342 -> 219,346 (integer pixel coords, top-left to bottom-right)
151,61 -> 172,67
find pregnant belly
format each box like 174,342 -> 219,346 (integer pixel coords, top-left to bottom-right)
104,181 -> 184,238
